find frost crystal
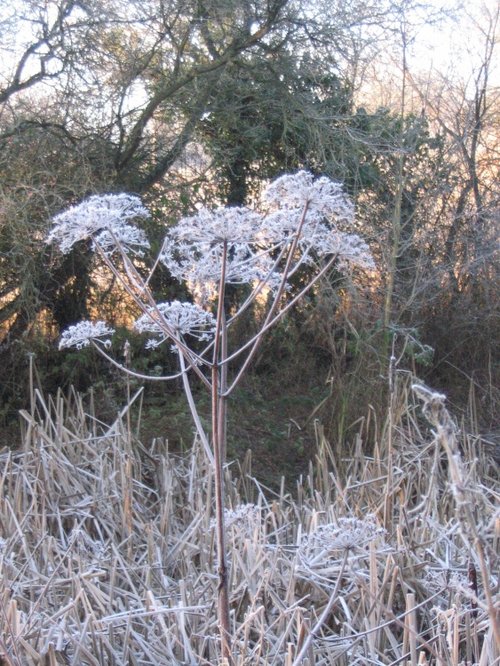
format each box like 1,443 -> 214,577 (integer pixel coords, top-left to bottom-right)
47,193 -> 150,255
58,321 -> 115,350
134,301 -> 216,348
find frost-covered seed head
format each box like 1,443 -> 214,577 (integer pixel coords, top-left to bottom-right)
420,567 -> 470,598
318,230 -> 375,269
261,172 -> 373,270
210,503 -> 261,531
160,207 -> 279,300
167,206 -> 263,245
47,193 -> 150,255
93,225 -> 150,257
224,503 -> 261,528
263,170 -> 354,222
58,321 -> 115,350
297,516 -> 386,576
134,301 -> 216,348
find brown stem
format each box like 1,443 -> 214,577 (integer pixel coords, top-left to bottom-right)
212,241 -> 232,661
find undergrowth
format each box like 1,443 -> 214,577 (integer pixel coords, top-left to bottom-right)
0,375 -> 498,665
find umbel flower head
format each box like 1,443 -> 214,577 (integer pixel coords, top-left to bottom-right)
134,301 -> 216,349
47,193 -> 150,255
261,171 -> 374,270
48,173 -> 373,317
160,172 -> 373,301
263,170 -> 354,221
160,206 -> 279,301
296,516 -> 387,583
58,321 -> 115,350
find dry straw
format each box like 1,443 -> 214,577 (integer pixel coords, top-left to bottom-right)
0,373 -> 498,664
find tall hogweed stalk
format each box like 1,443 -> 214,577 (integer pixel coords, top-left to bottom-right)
46,171 -> 374,661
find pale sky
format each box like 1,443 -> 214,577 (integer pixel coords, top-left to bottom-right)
407,0 -> 499,89
354,0 -> 499,109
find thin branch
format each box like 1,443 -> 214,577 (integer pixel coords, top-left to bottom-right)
94,241 -> 212,389
222,252 -> 339,395
90,341 -> 192,383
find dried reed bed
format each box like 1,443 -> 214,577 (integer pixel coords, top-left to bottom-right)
0,377 -> 498,665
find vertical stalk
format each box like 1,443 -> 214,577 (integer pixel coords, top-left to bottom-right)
383,334 -> 396,528
212,241 -> 232,662
28,352 -> 35,418
383,152 -> 403,333
218,309 -> 228,463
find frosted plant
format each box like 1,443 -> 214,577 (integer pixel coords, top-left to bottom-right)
67,525 -> 110,569
47,193 -> 150,255
47,171 -> 375,660
134,301 -> 216,348
299,516 -> 386,557
263,219 -> 375,270
261,172 -> 374,273
318,230 -> 376,270
93,225 -> 150,257
58,321 -> 115,350
420,567 -> 469,598
209,504 -> 263,546
166,206 -> 263,245
223,503 -> 261,529
160,177 -> 373,304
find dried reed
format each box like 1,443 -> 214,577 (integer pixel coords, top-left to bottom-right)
0,375 -> 497,665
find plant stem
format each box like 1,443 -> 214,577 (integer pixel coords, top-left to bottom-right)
212,241 -> 232,661
222,250 -> 339,394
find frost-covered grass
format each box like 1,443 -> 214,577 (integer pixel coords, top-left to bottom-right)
0,377 -> 498,665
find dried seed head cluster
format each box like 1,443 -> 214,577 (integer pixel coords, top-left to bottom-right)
58,321 -> 115,350
263,170 -> 354,221
47,171 -> 374,367
296,516 -> 387,582
134,301 -> 216,349
160,207 -> 279,301
158,171 -> 373,302
420,567 -> 469,598
300,515 -> 386,554
47,193 -> 150,255
262,172 -> 373,270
